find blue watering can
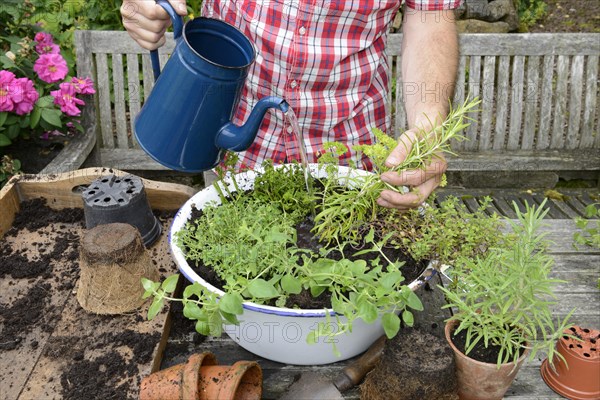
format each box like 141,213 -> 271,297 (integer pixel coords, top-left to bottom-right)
134,0 -> 289,172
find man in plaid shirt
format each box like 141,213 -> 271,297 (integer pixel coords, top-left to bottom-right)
122,0 -> 461,210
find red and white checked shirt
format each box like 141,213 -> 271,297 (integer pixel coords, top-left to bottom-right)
202,0 -> 461,170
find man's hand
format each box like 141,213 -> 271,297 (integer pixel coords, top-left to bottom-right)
121,0 -> 188,50
377,128 -> 447,211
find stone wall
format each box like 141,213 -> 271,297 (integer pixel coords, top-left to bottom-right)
392,0 -> 520,33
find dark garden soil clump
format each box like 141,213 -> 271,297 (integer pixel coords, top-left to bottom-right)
361,327 -> 458,400
3,135 -> 70,174
58,330 -> 160,400
450,327 -> 525,364
0,198 -> 176,399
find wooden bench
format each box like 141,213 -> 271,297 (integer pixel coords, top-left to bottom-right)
71,30 -> 599,187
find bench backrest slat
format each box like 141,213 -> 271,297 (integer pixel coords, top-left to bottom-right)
75,31 -> 600,166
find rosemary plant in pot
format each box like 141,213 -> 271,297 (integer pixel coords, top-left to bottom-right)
143,99 -> 480,365
440,199 -> 573,400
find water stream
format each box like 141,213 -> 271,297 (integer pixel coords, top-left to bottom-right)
283,108 -> 316,217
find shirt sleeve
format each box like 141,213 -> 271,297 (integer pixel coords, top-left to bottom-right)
405,0 -> 463,10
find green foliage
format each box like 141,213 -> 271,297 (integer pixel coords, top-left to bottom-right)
515,0 -> 547,31
252,161 -> 314,223
573,203 -> 600,249
378,195 -> 506,267
144,165 -> 424,349
312,98 -> 479,245
0,155 -> 21,188
440,199 -> 573,366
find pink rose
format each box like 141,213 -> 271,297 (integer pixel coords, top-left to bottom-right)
33,53 -> 68,83
71,77 -> 96,95
51,82 -> 85,116
12,78 -> 39,115
0,70 -> 17,112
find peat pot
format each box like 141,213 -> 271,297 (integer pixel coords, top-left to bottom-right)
170,164 -> 438,365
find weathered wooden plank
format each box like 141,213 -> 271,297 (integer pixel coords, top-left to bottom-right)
72,30 -> 176,54
112,53 -> 129,149
127,53 -> 142,146
394,56 -> 407,136
95,53 -> 114,149
141,53 -> 155,103
451,55 -> 467,151
508,56 -> 526,150
522,56 -> 540,150
536,55 -> 554,150
550,56 -> 570,149
445,149 -> 600,172
493,56 -> 510,150
385,33 -> 600,57
531,194 -> 569,219
541,197 -> 581,219
40,125 -> 97,175
581,55 -> 599,148
566,55 -> 585,149
99,148 -> 171,170
478,56 -> 496,150
465,56 -> 481,151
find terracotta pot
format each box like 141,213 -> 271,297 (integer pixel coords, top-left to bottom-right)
198,361 -> 262,400
445,320 -> 529,400
541,326 -> 600,400
139,353 -> 262,400
139,353 -> 217,400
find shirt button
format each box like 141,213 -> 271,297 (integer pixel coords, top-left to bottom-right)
286,126 -> 293,134
299,26 -> 306,35
290,80 -> 298,88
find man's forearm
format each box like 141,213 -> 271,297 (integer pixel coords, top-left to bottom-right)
401,8 -> 458,131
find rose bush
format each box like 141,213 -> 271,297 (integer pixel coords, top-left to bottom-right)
0,31 -> 95,146
0,31 -> 95,185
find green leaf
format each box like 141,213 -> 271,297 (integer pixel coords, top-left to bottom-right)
209,310 -> 223,336
281,275 -> 302,294
220,311 -> 240,325
183,301 -> 204,320
36,96 -> 54,109
0,134 -> 11,147
247,279 -> 279,299
219,293 -> 244,315
306,330 -> 318,345
141,277 -> 160,294
147,297 -> 164,320
380,271 -> 403,290
195,319 -> 210,335
0,112 -> 7,127
310,284 -> 327,298
402,310 -> 414,326
402,287 -> 424,311
30,106 -> 42,128
358,299 -> 378,324
161,274 -> 179,293
364,227 -> 375,243
6,124 -> 19,140
382,312 -> 401,339
41,109 -> 63,127
183,283 -> 204,299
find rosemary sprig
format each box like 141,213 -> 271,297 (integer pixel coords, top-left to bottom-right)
312,97 -> 480,245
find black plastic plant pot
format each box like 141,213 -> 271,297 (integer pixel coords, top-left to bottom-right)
81,174 -> 161,247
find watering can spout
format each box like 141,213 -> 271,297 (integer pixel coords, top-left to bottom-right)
216,97 -> 289,152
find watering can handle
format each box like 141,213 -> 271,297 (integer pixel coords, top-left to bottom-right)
150,0 -> 184,81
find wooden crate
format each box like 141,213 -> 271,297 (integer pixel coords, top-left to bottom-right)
0,168 -> 196,400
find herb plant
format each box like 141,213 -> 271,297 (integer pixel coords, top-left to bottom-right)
312,98 -> 479,245
440,199 -> 573,366
141,98 -> 496,353
573,203 -> 600,249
